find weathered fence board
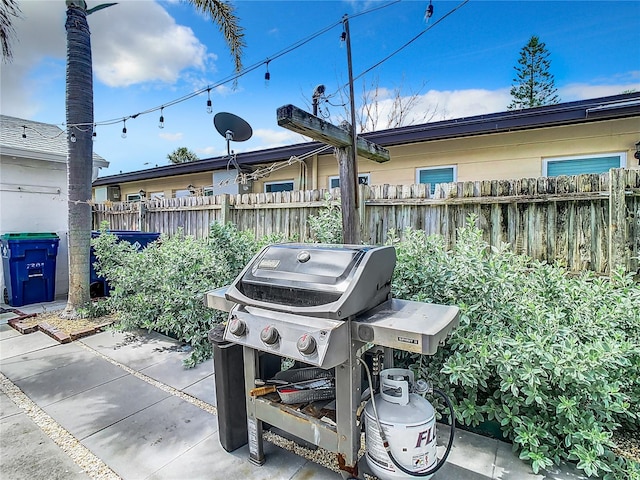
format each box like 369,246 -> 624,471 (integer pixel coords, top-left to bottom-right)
92,169 -> 639,276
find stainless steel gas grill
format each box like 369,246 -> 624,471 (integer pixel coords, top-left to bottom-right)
206,243 -> 460,478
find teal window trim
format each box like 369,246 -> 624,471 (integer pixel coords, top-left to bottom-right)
543,152 -> 626,177
416,165 -> 456,195
264,180 -> 294,193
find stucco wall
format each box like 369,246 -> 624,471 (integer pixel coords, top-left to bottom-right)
0,156 -> 69,300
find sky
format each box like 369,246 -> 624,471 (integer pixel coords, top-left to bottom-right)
2,0 -> 639,176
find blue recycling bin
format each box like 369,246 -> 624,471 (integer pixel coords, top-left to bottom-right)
90,230 -> 160,297
1,233 -> 60,307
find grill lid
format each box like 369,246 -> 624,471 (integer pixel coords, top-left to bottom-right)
225,243 -> 396,320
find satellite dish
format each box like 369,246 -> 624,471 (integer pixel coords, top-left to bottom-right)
214,112 -> 253,156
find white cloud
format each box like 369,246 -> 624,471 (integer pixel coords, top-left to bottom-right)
0,1 -> 66,117
357,88 -> 512,131
90,1 -> 208,87
0,0 -> 213,116
559,82 -> 640,101
159,131 -> 184,141
251,129 -> 310,149
421,88 -> 512,120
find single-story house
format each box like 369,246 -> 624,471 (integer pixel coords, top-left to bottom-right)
1,115 -> 109,301
92,93 -> 639,202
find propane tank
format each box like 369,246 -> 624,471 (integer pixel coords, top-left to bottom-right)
364,369 -> 437,480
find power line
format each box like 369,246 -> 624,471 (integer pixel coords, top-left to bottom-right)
65,0 -> 403,131
328,0 -> 470,99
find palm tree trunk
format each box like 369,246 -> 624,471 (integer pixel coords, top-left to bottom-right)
63,4 -> 93,317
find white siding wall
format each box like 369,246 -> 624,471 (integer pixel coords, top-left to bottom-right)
0,156 -> 69,299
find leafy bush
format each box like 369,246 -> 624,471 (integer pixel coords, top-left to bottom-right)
307,195 -> 342,244
390,217 -> 640,479
92,223 -> 261,367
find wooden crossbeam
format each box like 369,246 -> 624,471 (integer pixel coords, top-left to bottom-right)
277,104 -> 390,163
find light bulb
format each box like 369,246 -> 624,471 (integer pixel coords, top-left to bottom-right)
159,115 -> 164,129
121,126 -> 127,139
70,132 -> 77,143
207,99 -> 213,114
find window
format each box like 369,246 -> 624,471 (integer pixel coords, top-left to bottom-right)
416,166 -> 456,194
173,189 -> 191,198
126,193 -> 141,202
329,173 -> 370,189
543,153 -> 626,177
203,186 -> 214,196
265,180 -> 294,193
150,192 -> 164,199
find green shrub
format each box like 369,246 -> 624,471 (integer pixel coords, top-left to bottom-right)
391,216 -> 640,478
92,223 -> 261,367
308,195 -> 342,244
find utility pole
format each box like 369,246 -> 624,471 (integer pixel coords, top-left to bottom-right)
342,14 -> 360,244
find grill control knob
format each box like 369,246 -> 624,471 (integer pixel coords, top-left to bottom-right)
260,325 -> 279,345
296,333 -> 317,355
228,317 -> 246,337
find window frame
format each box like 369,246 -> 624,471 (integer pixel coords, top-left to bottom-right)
415,165 -> 457,194
542,152 -> 627,177
126,193 -> 142,202
328,173 -> 371,189
264,180 -> 294,193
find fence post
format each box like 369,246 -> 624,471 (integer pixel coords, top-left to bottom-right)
220,194 -> 230,225
608,168 -> 627,275
358,183 -> 368,243
138,201 -> 147,232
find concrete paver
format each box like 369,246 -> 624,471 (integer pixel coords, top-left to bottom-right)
0,323 -> 21,339
0,330 -> 59,360
140,356 -> 213,390
43,374 -> 170,440
183,375 -> 217,406
1,341 -> 90,381
81,394 -> 218,479
10,352 -> 127,407
0,391 -> 91,480
80,330 -> 183,371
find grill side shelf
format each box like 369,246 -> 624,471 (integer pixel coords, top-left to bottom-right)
351,299 -> 460,355
205,286 -> 236,312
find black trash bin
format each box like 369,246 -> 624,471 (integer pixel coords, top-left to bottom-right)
208,324 -> 248,452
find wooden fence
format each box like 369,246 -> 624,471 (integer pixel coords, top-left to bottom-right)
93,168 -> 640,275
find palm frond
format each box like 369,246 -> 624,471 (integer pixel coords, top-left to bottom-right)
189,0 -> 245,75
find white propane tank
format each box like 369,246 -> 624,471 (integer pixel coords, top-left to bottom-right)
364,369 -> 437,480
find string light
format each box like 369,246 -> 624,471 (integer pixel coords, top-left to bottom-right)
264,61 -> 271,87
206,88 -> 213,114
425,0 -> 434,21
22,126 -> 26,139
92,125 -> 97,141
69,131 -> 77,143
49,0 -> 467,141
158,107 -> 165,129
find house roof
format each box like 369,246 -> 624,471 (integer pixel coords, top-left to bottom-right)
0,115 -> 109,167
92,92 -> 640,187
